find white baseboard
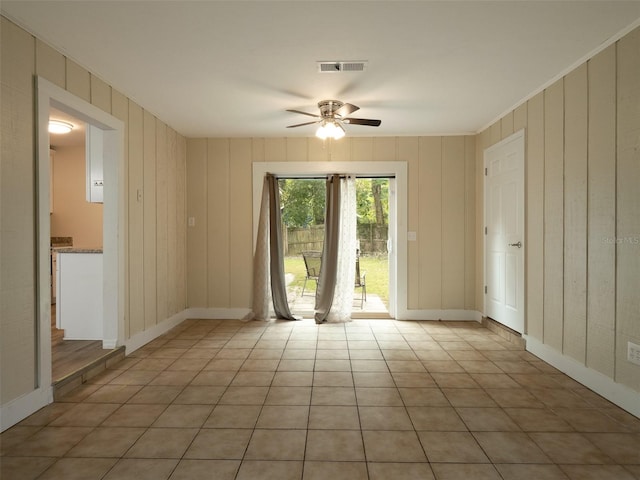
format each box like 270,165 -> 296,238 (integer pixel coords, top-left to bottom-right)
184,308 -> 253,320
0,386 -> 53,433
124,308 -> 255,354
398,309 -> 482,322
102,338 -> 117,349
524,335 -> 640,418
124,310 -> 190,354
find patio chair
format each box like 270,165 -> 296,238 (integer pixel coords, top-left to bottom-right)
355,253 -> 367,308
301,251 -> 322,296
302,250 -> 367,308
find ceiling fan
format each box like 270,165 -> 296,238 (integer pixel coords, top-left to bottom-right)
286,100 -> 381,139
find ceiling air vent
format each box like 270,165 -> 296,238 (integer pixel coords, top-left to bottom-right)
317,61 -> 368,73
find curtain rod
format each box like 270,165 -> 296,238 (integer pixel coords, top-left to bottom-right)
272,174 -> 395,180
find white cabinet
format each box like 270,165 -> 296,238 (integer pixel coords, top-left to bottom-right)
86,125 -> 104,203
56,251 -> 103,340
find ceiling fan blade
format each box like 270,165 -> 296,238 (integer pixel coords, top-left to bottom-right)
343,118 -> 382,127
334,103 -> 360,117
286,109 -> 320,118
286,120 -> 320,128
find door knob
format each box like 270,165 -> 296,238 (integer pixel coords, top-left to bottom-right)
508,241 -> 522,248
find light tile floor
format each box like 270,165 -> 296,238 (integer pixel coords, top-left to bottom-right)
2,319 -> 639,480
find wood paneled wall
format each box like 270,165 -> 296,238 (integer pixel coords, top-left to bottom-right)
186,136 -> 476,313
1,17 -> 37,405
0,16 -> 187,404
477,26 -> 640,392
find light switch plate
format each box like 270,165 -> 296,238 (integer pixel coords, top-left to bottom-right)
407,231 -> 417,242
188,217 -> 196,227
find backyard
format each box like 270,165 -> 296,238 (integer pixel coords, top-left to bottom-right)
284,253 -> 389,305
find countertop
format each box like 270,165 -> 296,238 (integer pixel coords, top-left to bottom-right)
54,247 -> 103,254
51,236 -> 73,248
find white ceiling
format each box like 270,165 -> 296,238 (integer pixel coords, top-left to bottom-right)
3,1 -> 640,138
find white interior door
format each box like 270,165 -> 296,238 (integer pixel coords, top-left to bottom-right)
485,130 -> 525,333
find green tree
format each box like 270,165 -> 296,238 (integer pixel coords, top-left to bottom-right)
279,179 -> 325,227
356,179 -> 373,223
356,179 -> 388,225
371,179 -> 387,225
280,178 -> 388,228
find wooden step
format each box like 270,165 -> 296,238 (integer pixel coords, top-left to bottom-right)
481,317 -> 526,348
53,346 -> 125,400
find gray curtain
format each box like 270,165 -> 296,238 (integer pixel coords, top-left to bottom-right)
267,174 -> 298,320
244,176 -> 271,321
315,175 -> 341,323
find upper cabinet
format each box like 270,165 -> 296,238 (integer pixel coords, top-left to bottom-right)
86,125 -> 104,203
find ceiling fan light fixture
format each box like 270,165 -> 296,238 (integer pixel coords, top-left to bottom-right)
288,100 -> 378,137
333,123 -> 345,139
48,120 -> 73,134
315,120 -> 345,140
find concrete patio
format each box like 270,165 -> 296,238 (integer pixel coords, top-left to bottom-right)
287,285 -> 389,319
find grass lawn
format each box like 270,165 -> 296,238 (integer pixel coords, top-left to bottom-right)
284,254 -> 389,303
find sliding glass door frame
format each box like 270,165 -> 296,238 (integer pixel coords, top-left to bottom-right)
252,161 -> 407,319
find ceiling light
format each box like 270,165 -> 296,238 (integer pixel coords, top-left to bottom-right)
48,120 -> 73,134
315,120 -> 345,140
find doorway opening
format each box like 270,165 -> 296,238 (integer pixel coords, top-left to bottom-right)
281,177 -> 390,318
48,107 -> 113,382
36,77 -> 125,402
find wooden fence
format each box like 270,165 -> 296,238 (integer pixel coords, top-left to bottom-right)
357,224 -> 389,255
283,224 -> 324,255
285,224 -> 388,255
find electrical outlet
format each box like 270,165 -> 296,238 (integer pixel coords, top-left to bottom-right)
628,342 -> 640,367
188,217 -> 196,227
